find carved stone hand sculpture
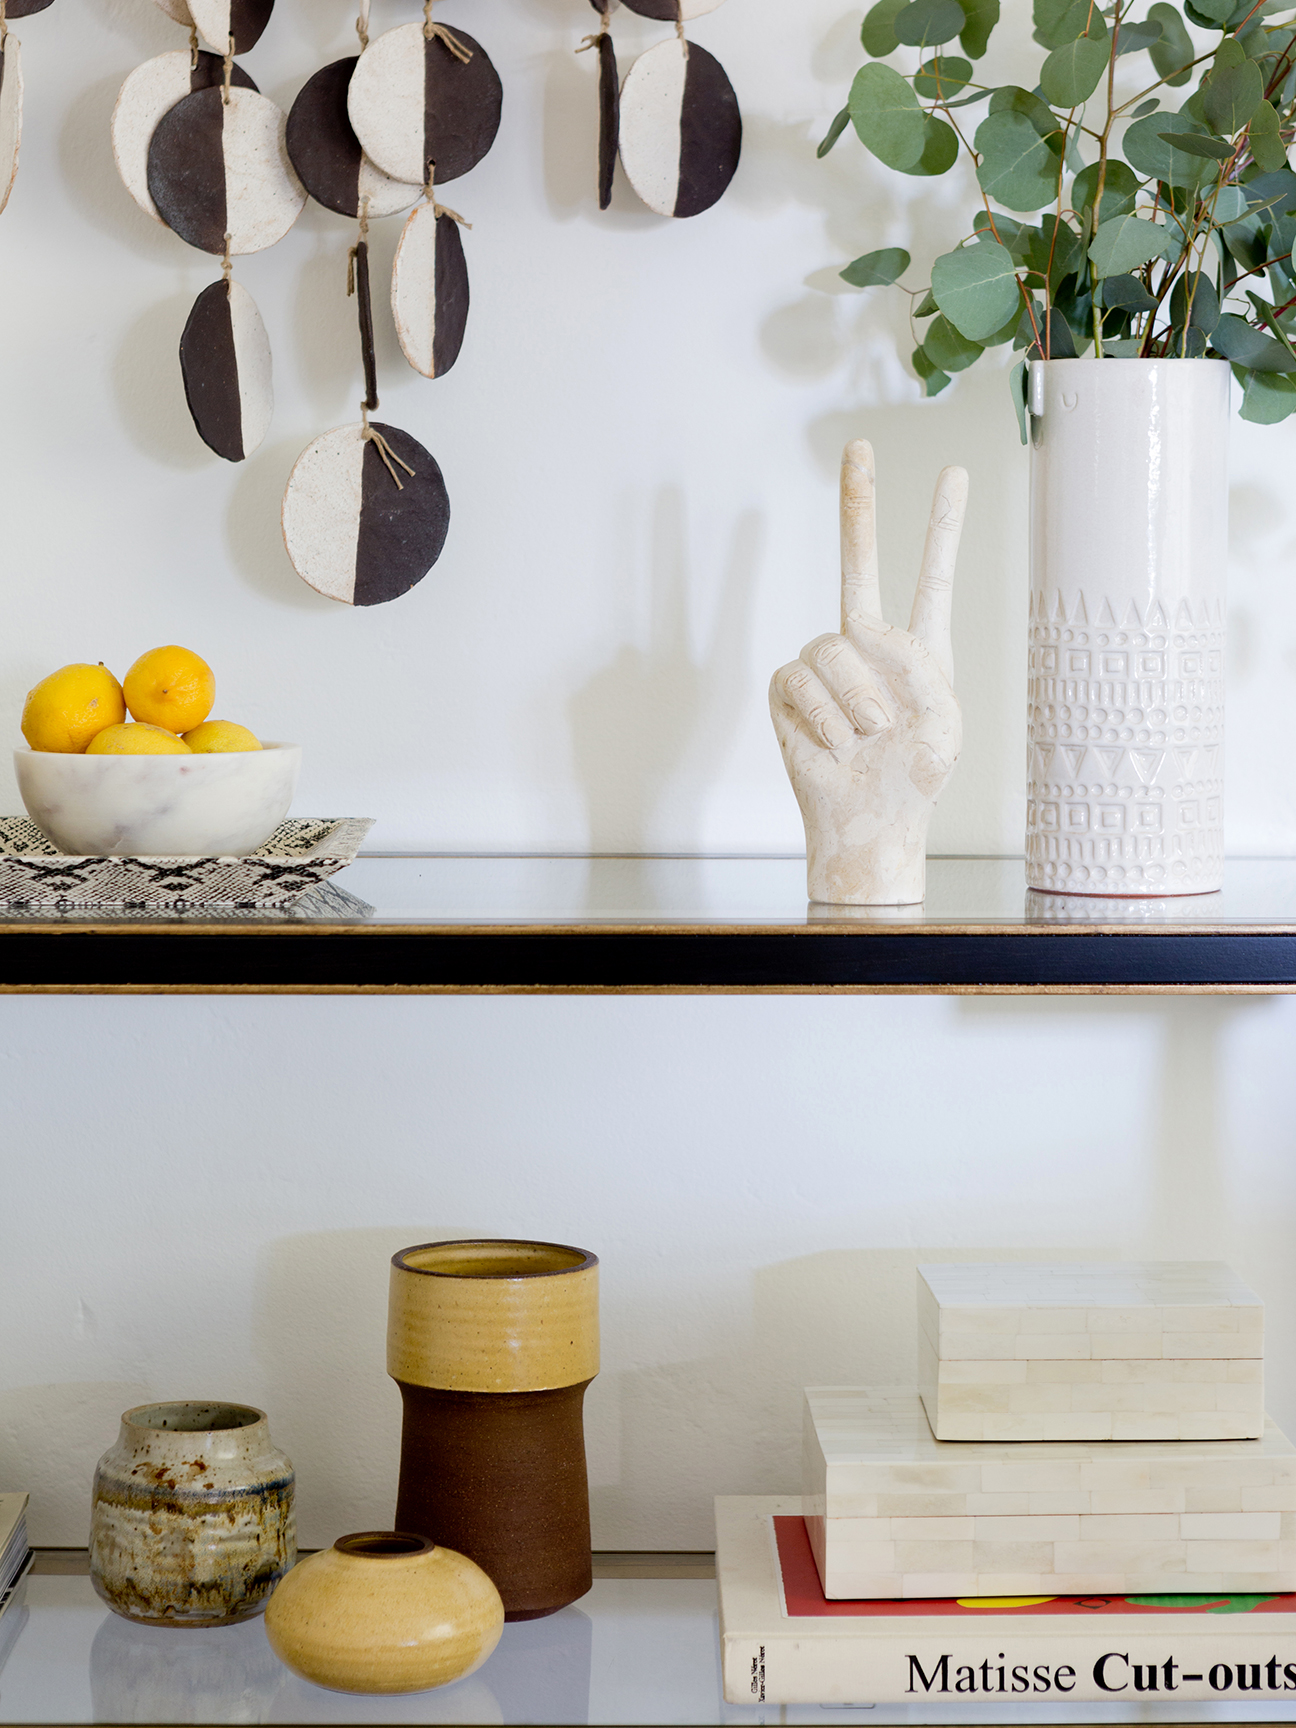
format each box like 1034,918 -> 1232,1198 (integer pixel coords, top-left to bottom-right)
770,441 -> 969,906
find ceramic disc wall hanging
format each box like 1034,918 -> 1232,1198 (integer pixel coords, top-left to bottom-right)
5,0 -> 53,15
620,0 -> 724,14
187,0 -> 274,55
618,38 -> 740,217
391,202 -> 468,378
286,57 -> 418,220
148,85 -> 306,253
282,423 -> 450,607
580,3 -> 619,210
0,36 -> 22,217
179,279 -> 272,460
347,21 -> 502,186
112,50 -> 257,223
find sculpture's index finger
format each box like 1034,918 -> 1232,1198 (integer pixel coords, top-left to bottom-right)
909,464 -> 968,684
840,439 -> 882,630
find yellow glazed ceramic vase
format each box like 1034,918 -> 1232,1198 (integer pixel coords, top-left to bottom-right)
387,1239 -> 600,1621
264,1532 -> 504,1695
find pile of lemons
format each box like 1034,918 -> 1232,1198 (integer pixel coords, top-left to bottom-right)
21,646 -> 262,756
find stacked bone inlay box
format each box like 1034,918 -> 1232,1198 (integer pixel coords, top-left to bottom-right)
803,1262 -> 1293,1600
918,1262 -> 1264,1442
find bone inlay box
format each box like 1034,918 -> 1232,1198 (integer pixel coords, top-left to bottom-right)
803,1388 -> 1296,1599
918,1263 -> 1264,1441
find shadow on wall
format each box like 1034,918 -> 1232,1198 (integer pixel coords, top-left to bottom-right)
112,294 -> 214,472
568,492 -> 764,894
250,1227 -> 483,1548
0,1380 -> 152,1545
590,1244 -> 1085,1549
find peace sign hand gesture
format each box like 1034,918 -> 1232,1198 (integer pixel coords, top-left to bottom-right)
770,441 -> 969,906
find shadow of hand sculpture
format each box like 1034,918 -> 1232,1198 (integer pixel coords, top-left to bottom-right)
770,440 -> 968,906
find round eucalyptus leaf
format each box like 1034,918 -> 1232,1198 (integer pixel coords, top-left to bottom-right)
1248,99 -> 1289,172
1088,212 -> 1175,276
914,54 -> 973,97
931,237 -> 1021,338
958,0 -> 999,57
923,313 -> 985,370
1203,55 -> 1263,133
1072,159 -> 1142,219
818,106 -> 851,158
861,0 -> 906,58
1115,19 -> 1163,54
896,114 -> 960,174
1211,184 -> 1248,222
1160,130 -> 1233,158
840,246 -> 913,287
1123,110 -> 1212,184
975,108 -> 1064,209
1130,97 -> 1160,116
912,346 -> 953,395
1147,2 -> 1194,84
1169,270 -> 1220,331
894,0 -> 967,45
1211,312 -> 1295,370
1098,271 -> 1158,312
1185,0 -> 1233,25
1240,368 -> 1296,421
1040,34 -> 1110,106
849,62 -> 926,169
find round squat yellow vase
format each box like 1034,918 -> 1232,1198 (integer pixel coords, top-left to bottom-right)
264,1531 -> 504,1695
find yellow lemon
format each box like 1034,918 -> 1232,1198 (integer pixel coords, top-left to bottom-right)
123,645 -> 215,733
21,662 -> 126,753
182,720 -> 262,753
85,723 -> 192,756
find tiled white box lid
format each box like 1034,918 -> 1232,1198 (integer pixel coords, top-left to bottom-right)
918,1261 -> 1263,1362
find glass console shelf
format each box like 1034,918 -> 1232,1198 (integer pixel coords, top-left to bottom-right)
2,855 -> 1296,994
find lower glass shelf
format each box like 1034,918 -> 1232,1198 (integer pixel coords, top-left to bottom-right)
3,1569 -> 1295,1725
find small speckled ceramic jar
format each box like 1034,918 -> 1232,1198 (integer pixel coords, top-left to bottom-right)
388,1240 -> 599,1621
265,1531 -> 504,1695
90,1401 -> 295,1627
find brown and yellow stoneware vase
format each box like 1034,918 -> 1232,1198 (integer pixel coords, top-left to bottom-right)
90,1401 -> 295,1626
387,1239 -> 600,1620
264,1531 -> 503,1694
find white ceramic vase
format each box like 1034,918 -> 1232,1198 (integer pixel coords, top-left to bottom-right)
1026,358 -> 1227,896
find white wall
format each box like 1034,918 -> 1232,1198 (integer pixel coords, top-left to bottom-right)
3,0 -> 1296,1552
4,993 -> 1296,1549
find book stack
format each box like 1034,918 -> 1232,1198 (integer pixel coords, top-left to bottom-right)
717,1261 -> 1296,1706
0,1495 -> 30,1612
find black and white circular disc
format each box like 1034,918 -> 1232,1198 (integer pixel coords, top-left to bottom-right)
188,0 -> 273,56
391,203 -> 469,379
180,280 -> 273,462
5,0 -> 53,16
347,22 -> 502,188
0,36 -> 20,218
286,57 -> 419,220
618,39 -> 741,218
148,85 -> 306,254
282,423 -> 451,607
619,0 -> 725,14
113,51 -> 258,224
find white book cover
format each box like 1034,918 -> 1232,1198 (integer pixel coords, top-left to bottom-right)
717,1495 -> 1296,1706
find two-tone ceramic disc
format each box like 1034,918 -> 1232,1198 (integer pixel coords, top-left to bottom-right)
287,57 -> 419,219
0,37 -> 21,218
113,51 -> 257,224
188,0 -> 274,55
148,85 -> 305,254
618,39 -> 740,217
282,423 -> 450,607
391,204 -> 469,378
5,0 -> 53,15
180,280 -> 272,462
620,0 -> 726,12
347,22 -> 502,188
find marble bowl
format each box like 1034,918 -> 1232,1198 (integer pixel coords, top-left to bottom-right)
14,742 -> 301,857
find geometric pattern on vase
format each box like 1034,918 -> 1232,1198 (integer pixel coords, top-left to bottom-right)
1026,586 -> 1224,894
